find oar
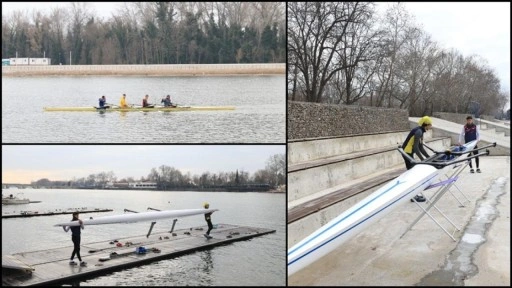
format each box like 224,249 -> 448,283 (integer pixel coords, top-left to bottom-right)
95,103 -> 118,110
106,103 -> 120,108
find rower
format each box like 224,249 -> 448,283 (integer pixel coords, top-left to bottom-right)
98,95 -> 110,109
161,95 -> 176,107
142,95 -> 154,108
119,94 -> 129,108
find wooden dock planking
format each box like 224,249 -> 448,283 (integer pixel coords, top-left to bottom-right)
2,223 -> 275,286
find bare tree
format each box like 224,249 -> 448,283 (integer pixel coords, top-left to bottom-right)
288,2 -> 375,103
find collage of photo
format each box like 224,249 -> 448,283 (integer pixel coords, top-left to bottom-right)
2,2 -> 510,287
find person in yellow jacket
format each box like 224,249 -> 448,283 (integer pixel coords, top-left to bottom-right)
119,94 -> 130,108
203,202 -> 213,239
401,116 -> 432,202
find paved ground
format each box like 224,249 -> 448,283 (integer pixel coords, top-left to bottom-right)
288,156 -> 510,286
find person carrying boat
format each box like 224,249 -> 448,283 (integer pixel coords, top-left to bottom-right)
142,94 -> 154,108
119,94 -> 129,108
62,212 -> 87,266
458,115 -> 481,173
402,116 -> 432,202
98,95 -> 110,109
203,203 -> 213,239
161,95 -> 176,107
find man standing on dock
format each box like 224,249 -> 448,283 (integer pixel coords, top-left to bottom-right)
459,115 -> 481,173
203,203 -> 213,239
63,212 -> 87,266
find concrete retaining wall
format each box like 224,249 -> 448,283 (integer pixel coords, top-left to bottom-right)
288,101 -> 410,140
2,63 -> 285,76
433,112 -> 498,124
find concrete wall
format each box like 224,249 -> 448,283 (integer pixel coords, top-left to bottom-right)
433,112 -> 469,125
1,63 -> 285,76
288,101 -> 410,140
434,112 -> 498,124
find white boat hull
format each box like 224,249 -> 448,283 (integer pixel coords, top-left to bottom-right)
2,199 -> 30,205
54,208 -> 218,226
287,164 -> 440,276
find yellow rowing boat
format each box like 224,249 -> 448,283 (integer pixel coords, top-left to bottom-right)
43,106 -> 235,112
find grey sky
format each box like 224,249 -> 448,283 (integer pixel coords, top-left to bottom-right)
2,145 -> 285,184
376,2 -> 510,107
1,2 -> 121,20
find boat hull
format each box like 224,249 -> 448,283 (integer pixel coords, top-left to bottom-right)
2,199 -> 30,205
54,208 -> 218,226
43,106 -> 235,112
287,164 -> 440,276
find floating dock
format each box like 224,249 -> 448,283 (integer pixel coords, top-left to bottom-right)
2,208 -> 113,218
2,223 -> 275,286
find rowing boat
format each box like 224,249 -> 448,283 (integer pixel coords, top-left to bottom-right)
43,106 -> 235,112
54,208 -> 219,226
288,140 -> 492,276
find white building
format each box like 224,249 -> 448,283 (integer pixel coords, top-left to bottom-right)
128,182 -> 157,189
9,58 -> 51,65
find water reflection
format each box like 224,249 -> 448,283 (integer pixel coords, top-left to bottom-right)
201,250 -> 214,273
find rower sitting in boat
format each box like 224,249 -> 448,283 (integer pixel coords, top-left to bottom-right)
98,96 -> 110,109
119,94 -> 129,108
142,95 -> 154,108
161,95 -> 176,107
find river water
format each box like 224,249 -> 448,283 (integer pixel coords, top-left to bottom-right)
1,75 -> 285,143
1,188 -> 286,286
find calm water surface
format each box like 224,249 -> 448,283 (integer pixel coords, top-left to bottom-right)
1,76 -> 285,143
1,189 -> 285,286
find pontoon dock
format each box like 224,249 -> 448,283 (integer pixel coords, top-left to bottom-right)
2,223 -> 275,286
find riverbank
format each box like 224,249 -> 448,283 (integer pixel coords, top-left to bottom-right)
1,63 -> 285,76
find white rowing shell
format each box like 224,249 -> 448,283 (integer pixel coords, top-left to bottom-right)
287,164 -> 439,276
54,208 -> 218,226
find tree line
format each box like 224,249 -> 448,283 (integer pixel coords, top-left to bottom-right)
30,153 -> 285,190
287,2 -> 509,118
2,2 -> 285,65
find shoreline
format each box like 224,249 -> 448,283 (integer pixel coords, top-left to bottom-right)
1,63 -> 285,77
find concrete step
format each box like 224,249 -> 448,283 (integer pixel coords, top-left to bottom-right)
288,136 -> 450,203
288,131 -> 409,165
481,127 -> 496,134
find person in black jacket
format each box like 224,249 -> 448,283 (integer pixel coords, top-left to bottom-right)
203,203 -> 213,239
402,116 -> 433,202
63,212 -> 87,266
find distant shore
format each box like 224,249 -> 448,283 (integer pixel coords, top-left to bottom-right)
1,63 -> 285,76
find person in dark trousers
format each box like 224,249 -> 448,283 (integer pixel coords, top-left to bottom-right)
63,212 -> 87,266
402,116 -> 433,202
459,115 -> 481,173
203,203 -> 213,239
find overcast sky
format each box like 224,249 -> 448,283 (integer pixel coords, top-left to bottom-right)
2,145 -> 285,184
1,2 -> 121,20
376,2 -> 510,107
